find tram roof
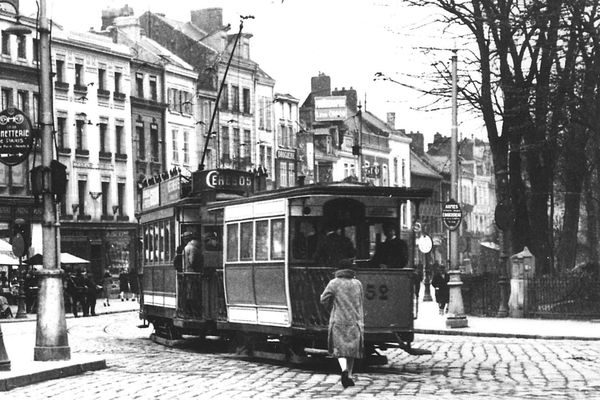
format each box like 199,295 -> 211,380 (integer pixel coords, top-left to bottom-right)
206,182 -> 433,208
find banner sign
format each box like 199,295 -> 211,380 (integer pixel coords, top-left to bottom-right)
0,108 -> 34,166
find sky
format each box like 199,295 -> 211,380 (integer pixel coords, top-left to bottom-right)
18,0 -> 487,146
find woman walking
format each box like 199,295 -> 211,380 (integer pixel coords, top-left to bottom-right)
102,271 -> 112,307
320,268 -> 364,388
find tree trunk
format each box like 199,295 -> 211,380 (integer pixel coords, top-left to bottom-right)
584,171 -> 598,266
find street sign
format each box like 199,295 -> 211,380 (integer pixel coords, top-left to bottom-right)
442,199 -> 462,231
0,108 -> 34,166
412,221 -> 422,233
417,235 -> 433,254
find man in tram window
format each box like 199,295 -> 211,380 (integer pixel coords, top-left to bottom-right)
292,221 -> 318,260
370,222 -> 408,269
314,221 -> 355,267
183,231 -> 203,272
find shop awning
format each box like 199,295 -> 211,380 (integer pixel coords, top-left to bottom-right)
27,252 -> 90,265
0,252 -> 18,266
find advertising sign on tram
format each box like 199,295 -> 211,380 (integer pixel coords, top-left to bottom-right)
192,169 -> 254,194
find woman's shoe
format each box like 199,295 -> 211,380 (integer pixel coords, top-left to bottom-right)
341,371 -> 353,388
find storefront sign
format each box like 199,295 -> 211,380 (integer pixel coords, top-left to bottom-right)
314,96 -> 347,121
277,149 -> 296,160
160,176 -> 181,206
0,108 -> 34,166
142,185 -> 159,210
193,169 -> 254,194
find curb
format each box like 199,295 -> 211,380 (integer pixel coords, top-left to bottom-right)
415,328 -> 600,341
0,308 -> 138,324
0,359 -> 107,392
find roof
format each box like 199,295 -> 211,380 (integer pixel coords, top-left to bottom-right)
411,150 -> 442,179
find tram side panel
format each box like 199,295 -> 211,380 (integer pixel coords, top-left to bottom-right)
142,264 -> 177,320
289,268 -> 414,342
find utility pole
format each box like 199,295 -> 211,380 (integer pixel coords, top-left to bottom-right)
446,49 -> 468,328
34,0 -> 70,361
356,104 -> 363,181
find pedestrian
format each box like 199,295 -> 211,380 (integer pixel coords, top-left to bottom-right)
370,222 -> 408,268
413,265 -> 423,300
128,268 -> 139,302
431,265 -> 450,315
70,269 -> 88,317
119,270 -> 130,301
102,271 -> 112,307
320,268 -> 364,388
83,270 -> 97,316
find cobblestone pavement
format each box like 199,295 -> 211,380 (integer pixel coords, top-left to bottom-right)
4,312 -> 600,400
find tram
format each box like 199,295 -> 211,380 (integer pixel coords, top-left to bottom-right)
138,168 -> 432,365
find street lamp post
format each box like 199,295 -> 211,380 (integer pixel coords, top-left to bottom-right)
34,0 -> 70,361
445,49 -> 468,329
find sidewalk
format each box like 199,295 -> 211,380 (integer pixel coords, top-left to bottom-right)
414,292 -> 600,341
0,297 -> 140,391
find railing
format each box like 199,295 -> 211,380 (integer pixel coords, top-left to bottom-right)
525,274 -> 600,319
461,272 -> 500,317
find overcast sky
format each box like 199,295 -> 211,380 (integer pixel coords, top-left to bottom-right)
19,0 -> 486,145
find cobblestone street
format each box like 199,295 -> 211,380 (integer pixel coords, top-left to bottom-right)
2,311 -> 600,399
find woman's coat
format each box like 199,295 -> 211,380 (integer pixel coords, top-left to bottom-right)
320,269 -> 364,358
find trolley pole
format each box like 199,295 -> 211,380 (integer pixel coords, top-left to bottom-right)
34,0 -> 70,361
446,49 -> 468,328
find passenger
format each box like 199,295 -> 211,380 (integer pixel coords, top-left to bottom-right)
320,268 -> 364,388
313,222 -> 355,267
183,231 -> 203,272
370,222 -> 408,269
129,268 -> 139,302
119,270 -> 131,301
431,265 -> 450,315
71,269 -> 87,317
413,265 -> 424,300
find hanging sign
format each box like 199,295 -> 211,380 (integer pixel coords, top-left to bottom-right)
0,108 -> 34,166
417,235 -> 433,254
442,199 -> 462,231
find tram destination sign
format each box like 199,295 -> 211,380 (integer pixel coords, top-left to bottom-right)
192,169 -> 254,195
442,199 -> 462,231
0,108 -> 34,166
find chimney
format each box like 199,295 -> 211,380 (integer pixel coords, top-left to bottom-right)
311,73 -> 331,96
191,8 -> 223,33
386,112 -> 396,129
408,131 -> 424,156
114,16 -> 142,40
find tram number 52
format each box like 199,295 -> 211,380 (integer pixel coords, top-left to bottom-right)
365,284 -> 388,301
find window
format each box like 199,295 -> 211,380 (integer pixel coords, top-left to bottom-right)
136,73 -> 144,98
221,126 -> 230,159
117,183 -> 125,216
114,71 -> 121,93
16,35 -> 25,59
136,123 -> 145,159
240,222 -> 253,261
99,123 -> 108,153
394,158 -> 398,185
271,219 -> 285,260
258,97 -> 265,129
232,85 -> 239,112
55,59 -> 64,82
265,98 -> 272,131
17,90 -> 28,114
172,129 -> 179,162
1,31 -> 10,55
149,76 -> 157,101
243,88 -> 250,114
98,68 -> 106,91
151,124 -> 159,162
220,84 -> 229,110
233,128 -> 240,157
242,130 -> 251,158
288,126 -> 295,148
279,162 -> 287,187
278,124 -> 285,147
32,39 -> 38,62
78,180 -> 86,215
226,224 -> 238,261
266,146 -> 272,174
401,159 -> 406,186
57,116 -> 67,149
183,131 -> 189,165
32,93 -> 39,124
76,120 -> 85,150
75,62 -> 83,86
115,125 -> 124,154
101,181 -> 109,216
1,88 -> 12,109
256,220 -> 269,260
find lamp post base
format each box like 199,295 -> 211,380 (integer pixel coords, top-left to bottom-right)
34,345 -> 71,361
34,269 -> 70,361
0,326 -> 10,370
445,316 -> 468,328
497,274 -> 509,317
15,294 -> 27,318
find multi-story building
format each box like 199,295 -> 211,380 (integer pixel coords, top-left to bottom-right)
51,24 -> 136,279
138,8 -> 277,185
273,93 -> 299,188
0,11 -> 43,280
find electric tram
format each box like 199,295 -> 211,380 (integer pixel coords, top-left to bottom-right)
138,168 -> 432,365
